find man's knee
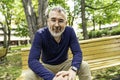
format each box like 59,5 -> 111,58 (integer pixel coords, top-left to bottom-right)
77,61 -> 92,80
78,61 -> 91,75
17,69 -> 41,80
80,61 -> 90,70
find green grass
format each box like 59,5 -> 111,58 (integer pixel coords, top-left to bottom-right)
0,45 -> 31,79
92,65 -> 120,80
0,53 -> 22,80
10,44 -> 31,51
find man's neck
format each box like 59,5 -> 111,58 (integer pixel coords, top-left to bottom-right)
54,36 -> 61,43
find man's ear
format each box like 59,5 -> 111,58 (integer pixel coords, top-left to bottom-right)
65,21 -> 67,25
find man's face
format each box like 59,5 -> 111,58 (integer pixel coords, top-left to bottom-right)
47,11 -> 67,37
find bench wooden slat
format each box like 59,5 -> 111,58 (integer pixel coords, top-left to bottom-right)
91,62 -> 120,71
20,48 -> 30,70
87,56 -> 120,63
80,35 -> 120,44
22,65 -> 29,70
90,57 -> 120,70
81,42 -> 120,52
90,58 -> 120,67
84,50 -> 120,60
80,38 -> 120,48
83,48 -> 120,57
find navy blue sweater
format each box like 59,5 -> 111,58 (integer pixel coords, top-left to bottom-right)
28,26 -> 82,80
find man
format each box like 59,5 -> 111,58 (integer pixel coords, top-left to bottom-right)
24,6 -> 91,80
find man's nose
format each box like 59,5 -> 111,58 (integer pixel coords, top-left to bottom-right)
55,21 -> 59,26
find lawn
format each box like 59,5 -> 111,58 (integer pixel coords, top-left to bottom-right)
0,46 -> 120,80
0,53 -> 22,80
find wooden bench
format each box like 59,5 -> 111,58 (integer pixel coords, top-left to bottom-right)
79,35 -> 120,70
18,35 -> 120,78
0,48 -> 7,63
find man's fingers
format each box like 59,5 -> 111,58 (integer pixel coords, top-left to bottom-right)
56,71 -> 64,76
56,71 -> 69,77
64,75 -> 68,80
54,75 -> 64,80
68,76 -> 74,80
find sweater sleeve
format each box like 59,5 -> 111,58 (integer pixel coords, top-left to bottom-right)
28,31 -> 55,80
69,28 -> 83,69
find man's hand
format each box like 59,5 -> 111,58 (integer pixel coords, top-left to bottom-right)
53,75 -> 65,80
53,69 -> 76,80
56,71 -> 69,77
53,71 -> 69,80
68,69 -> 76,80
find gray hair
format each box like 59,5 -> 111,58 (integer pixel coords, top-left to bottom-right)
45,6 -> 67,19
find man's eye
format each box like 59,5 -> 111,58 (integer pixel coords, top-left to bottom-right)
59,20 -> 64,23
51,19 -> 56,22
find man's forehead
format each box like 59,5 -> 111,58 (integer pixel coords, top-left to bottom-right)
49,11 -> 66,19
49,10 -> 65,15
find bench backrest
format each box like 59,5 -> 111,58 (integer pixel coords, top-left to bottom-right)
21,49 -> 30,70
80,35 -> 120,61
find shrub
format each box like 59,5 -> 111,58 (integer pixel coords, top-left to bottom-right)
111,27 -> 120,35
101,29 -> 110,36
88,30 -> 102,39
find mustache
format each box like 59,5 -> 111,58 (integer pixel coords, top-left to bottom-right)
52,26 -> 61,31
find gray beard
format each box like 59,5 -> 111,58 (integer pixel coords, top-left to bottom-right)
48,27 -> 65,37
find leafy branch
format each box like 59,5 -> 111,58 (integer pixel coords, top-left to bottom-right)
85,0 -> 118,10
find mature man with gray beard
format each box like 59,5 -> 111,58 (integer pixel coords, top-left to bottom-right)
21,6 -> 92,80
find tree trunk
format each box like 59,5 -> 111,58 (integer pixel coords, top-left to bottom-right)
7,26 -> 11,49
38,0 -> 48,28
22,0 -> 37,42
1,24 -> 7,48
2,24 -> 7,55
99,21 -> 102,30
92,19 -> 95,31
22,0 -> 48,42
81,0 -> 88,40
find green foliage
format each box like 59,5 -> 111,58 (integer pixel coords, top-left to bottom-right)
49,0 -> 67,8
88,30 -> 102,38
88,25 -> 120,39
86,0 -> 120,29
15,24 -> 29,37
88,29 -> 112,38
0,0 -> 27,38
111,26 -> 120,35
101,29 -> 110,36
92,65 -> 120,80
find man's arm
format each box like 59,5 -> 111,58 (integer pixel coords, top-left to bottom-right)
69,28 -> 83,69
28,31 -> 55,80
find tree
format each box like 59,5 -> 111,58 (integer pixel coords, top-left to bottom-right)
86,0 -> 120,30
0,0 -> 15,54
72,0 -> 89,39
13,0 -> 29,38
81,0 -> 89,39
74,0 -> 120,39
22,0 -> 48,42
